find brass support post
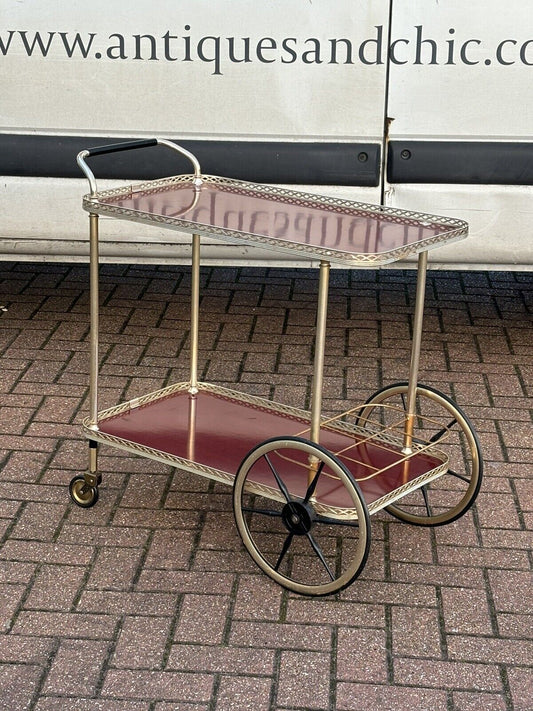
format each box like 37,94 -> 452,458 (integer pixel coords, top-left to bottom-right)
88,212 -> 100,431
89,444 -> 98,473
404,250 -> 428,453
189,234 -> 201,394
310,261 -> 330,446
308,261 -> 330,486
187,394 -> 197,461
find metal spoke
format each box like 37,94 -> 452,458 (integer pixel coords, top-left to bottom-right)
303,461 -> 325,504
420,485 -> 433,517
274,532 -> 294,571
264,453 -> 292,503
446,468 -> 471,483
429,418 -> 457,443
306,532 -> 335,581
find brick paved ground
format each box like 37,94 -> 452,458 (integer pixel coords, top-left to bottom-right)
0,262 -> 531,711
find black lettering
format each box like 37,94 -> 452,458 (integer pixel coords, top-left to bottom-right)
496,39 -> 516,65
358,26 -> 383,65
256,37 -> 276,63
302,38 -> 322,64
133,34 -> 158,60
414,25 -> 438,65
18,31 -> 54,57
227,36 -> 251,63
460,38 -> 481,65
445,28 -> 456,65
162,31 -> 179,61
389,38 -> 408,65
183,25 -> 192,61
281,37 -> 297,63
58,32 -> 96,58
0,30 -> 16,55
107,33 -> 127,59
520,39 -> 533,65
197,36 -> 222,75
329,38 -> 353,64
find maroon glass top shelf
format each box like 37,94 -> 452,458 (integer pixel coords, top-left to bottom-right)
85,174 -> 468,266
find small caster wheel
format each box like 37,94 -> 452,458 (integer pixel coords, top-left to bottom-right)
69,475 -> 99,508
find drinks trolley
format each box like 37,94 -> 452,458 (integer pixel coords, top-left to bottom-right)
70,138 -> 483,596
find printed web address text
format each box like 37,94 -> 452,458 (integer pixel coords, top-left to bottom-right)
1,25 -> 532,75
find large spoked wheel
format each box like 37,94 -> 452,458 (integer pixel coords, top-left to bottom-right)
233,436 -> 371,597
357,383 -> 483,526
69,475 -> 99,508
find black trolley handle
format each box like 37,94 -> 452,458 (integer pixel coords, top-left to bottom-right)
76,138 -> 203,195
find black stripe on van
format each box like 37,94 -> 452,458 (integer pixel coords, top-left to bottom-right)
387,141 -> 533,185
0,134 -> 381,187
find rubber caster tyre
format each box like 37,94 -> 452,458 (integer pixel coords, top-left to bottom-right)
69,475 -> 99,508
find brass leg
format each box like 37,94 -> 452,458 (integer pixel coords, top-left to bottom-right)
189,233 -> 200,394
88,212 -> 100,432
309,261 -> 330,483
187,394 -> 197,461
403,250 -> 428,454
85,440 -> 101,488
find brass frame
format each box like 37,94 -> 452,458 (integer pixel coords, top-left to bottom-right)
75,138 -> 468,519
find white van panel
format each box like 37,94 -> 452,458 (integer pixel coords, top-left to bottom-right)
1,1 -> 531,270
388,0 -> 532,140
386,184 -> 533,270
1,0 -> 389,141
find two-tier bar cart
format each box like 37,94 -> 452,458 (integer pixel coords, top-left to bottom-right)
70,138 -> 483,596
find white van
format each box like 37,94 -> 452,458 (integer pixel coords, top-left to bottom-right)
1,0 -> 531,269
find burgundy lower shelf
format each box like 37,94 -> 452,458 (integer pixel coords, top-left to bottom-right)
87,384 -> 446,514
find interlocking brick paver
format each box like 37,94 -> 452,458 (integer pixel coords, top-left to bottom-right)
451,691 -> 508,711
277,650 -> 332,709
0,263 -> 531,709
441,586 -> 493,635
173,594 -> 230,645
0,663 -> 43,711
35,701 -> 150,710
112,615 -> 172,669
42,639 -> 110,696
77,590 -> 177,616
229,620 -> 332,651
100,668 -> 214,703
336,627 -> 388,683
489,570 -> 533,614
336,683 -> 448,711
23,564 -> 87,612
393,657 -> 503,692
391,605 -> 442,658
10,609 -> 120,640
507,667 -> 533,711
167,643 -> 275,676
214,675 -> 273,711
